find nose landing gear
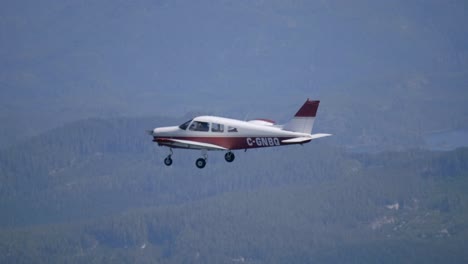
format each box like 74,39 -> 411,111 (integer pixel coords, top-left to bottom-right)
163,148 -> 173,166
164,156 -> 173,166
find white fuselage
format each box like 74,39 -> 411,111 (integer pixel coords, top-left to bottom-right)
152,116 -> 312,150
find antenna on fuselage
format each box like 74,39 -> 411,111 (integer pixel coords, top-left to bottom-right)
243,112 -> 250,121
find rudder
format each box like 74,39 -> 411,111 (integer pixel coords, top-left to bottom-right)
283,99 -> 320,134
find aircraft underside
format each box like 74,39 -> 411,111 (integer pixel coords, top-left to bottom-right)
153,136 -> 307,169
154,136 -> 299,149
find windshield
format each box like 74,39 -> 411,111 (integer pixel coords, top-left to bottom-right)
178,119 -> 192,130
189,121 -> 210,132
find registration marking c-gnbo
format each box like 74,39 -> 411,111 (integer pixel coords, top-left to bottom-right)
246,137 -> 280,147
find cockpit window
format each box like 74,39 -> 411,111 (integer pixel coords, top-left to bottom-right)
189,121 -> 210,132
179,119 -> 192,130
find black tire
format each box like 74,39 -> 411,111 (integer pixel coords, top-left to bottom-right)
195,158 -> 206,169
164,157 -> 173,166
224,152 -> 235,162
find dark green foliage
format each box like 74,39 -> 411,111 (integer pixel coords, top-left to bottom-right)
1,117 -> 468,263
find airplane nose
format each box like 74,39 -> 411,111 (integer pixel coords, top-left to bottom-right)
152,128 -> 163,136
152,126 -> 178,137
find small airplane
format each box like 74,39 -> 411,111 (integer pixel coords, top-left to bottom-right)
148,99 -> 331,168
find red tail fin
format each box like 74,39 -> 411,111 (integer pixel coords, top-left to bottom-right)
283,99 -> 321,134
294,99 -> 320,117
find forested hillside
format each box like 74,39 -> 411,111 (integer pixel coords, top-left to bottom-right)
1,117 -> 468,263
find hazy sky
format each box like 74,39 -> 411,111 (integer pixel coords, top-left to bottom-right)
1,0 -> 467,148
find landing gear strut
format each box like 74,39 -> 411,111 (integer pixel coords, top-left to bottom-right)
225,151 -> 235,162
164,148 -> 173,166
162,149 -> 235,168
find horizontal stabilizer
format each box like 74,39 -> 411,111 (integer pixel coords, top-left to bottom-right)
281,137 -> 313,144
281,133 -> 332,144
309,133 -> 332,140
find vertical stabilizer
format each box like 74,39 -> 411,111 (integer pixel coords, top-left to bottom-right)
283,99 -> 320,134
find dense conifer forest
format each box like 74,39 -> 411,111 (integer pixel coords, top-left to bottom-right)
1,117 -> 467,263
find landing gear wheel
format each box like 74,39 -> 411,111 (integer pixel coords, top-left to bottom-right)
195,158 -> 206,169
164,156 -> 173,166
225,152 -> 235,162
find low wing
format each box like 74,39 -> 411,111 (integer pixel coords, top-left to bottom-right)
156,138 -> 227,150
281,133 -> 333,144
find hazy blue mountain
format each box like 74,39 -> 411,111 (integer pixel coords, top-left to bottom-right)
1,0 -> 467,150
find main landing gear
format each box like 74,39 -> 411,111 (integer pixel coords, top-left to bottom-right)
195,158 -> 206,169
195,150 -> 208,169
224,151 -> 235,162
162,149 -> 235,169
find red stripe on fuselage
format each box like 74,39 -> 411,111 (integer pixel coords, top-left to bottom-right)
153,136 -> 299,150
